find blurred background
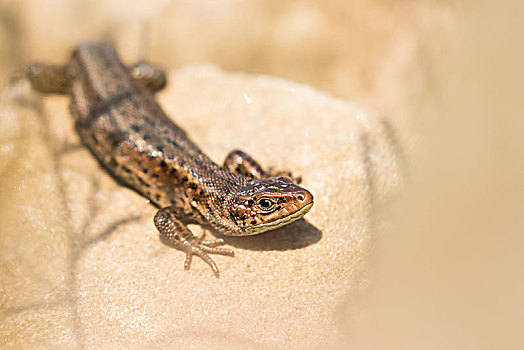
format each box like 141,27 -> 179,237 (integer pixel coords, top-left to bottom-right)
1,0 -> 523,348
0,0 -> 460,128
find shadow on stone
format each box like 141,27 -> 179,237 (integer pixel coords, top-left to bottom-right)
220,219 -> 322,251
158,218 -> 321,252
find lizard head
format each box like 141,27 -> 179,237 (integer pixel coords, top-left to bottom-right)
228,177 -> 314,235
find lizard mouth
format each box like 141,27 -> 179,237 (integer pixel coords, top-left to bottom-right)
245,201 -> 314,235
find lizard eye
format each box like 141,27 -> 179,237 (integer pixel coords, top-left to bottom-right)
257,198 -> 274,210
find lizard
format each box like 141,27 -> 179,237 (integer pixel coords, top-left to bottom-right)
20,42 -> 314,278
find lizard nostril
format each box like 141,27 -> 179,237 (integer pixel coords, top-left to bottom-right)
295,190 -> 313,204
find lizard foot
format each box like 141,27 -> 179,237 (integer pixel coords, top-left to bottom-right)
154,207 -> 234,278
183,232 -> 234,278
266,167 -> 302,184
223,149 -> 302,183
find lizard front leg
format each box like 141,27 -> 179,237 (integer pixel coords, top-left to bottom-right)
154,207 -> 234,278
223,149 -> 302,184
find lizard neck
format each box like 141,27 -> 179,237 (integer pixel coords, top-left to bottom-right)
191,166 -> 249,234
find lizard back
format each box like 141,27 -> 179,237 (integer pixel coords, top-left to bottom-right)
69,42 -> 246,210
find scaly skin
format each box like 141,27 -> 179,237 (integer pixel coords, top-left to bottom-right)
23,42 -> 314,277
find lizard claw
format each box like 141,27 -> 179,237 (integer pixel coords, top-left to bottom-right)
267,167 -> 302,184
155,208 -> 234,278
183,236 -> 235,278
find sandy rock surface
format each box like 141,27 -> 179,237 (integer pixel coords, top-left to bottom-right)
0,65 -> 402,349
2,1 -> 523,349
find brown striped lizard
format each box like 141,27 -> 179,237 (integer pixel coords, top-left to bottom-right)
19,42 -> 314,277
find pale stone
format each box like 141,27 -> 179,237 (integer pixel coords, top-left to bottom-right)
0,65 -> 402,349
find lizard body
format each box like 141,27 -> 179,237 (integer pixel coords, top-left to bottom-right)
23,42 -> 314,277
